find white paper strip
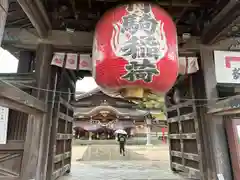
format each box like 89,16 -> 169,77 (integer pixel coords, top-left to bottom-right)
79,54 -> 92,70
186,57 -> 199,74
51,52 -> 65,67
217,174 -> 225,180
0,106 -> 9,144
178,57 -> 187,74
178,56 -> 199,75
65,53 -> 78,69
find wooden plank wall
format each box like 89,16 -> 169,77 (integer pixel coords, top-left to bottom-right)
0,71 -> 35,180
0,110 -> 28,180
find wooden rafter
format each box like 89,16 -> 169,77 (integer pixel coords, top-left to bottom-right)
201,0 -> 240,44
16,0 -> 51,38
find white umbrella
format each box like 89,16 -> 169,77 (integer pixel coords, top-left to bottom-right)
114,129 -> 127,135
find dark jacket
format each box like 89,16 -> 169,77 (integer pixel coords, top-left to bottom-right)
117,134 -> 126,144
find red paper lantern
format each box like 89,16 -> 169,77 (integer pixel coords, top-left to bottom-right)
92,2 -> 178,98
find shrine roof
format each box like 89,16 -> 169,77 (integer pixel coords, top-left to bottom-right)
74,105 -> 149,117
74,87 -> 133,104
75,88 -> 101,100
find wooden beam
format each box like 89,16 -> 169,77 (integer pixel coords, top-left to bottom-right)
58,112 -> 73,122
52,164 -> 70,180
56,133 -> 73,140
0,80 -> 46,114
0,140 -> 24,150
0,73 -> 36,89
208,95 -> 240,115
60,97 -> 73,110
0,177 -> 20,180
3,28 -> 202,52
201,0 -> 240,44
95,0 -> 210,7
54,151 -> 71,163
0,0 -> 8,45
171,162 -> 200,179
200,46 -> 232,179
16,0 -> 51,38
171,150 -> 200,162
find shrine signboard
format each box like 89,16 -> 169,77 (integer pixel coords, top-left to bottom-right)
214,51 -> 240,84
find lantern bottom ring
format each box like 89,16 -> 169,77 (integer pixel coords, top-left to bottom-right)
120,87 -> 151,100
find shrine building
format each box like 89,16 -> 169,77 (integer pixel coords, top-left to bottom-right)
72,88 -> 152,140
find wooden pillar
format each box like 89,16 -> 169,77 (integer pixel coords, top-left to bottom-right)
17,51 -> 34,73
20,44 -> 54,180
200,46 -> 232,180
0,0 -> 8,45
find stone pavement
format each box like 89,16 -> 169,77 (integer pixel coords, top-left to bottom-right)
59,144 -> 183,180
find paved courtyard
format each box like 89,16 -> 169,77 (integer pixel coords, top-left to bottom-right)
59,143 -> 183,180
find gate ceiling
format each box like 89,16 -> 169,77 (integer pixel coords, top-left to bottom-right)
3,0 -> 239,56
6,0 -> 227,37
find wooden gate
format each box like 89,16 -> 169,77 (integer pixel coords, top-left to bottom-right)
166,75 -> 204,179
51,96 -> 73,179
47,68 -> 76,180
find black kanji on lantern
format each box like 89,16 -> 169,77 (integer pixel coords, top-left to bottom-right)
120,4 -> 160,61
121,59 -> 159,82
126,3 -> 151,13
139,14 -> 158,34
122,7 -> 158,35
122,14 -> 140,34
232,68 -> 240,80
119,36 -> 160,60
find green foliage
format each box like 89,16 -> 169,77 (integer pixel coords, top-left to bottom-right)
135,94 -> 165,110
152,112 -> 166,120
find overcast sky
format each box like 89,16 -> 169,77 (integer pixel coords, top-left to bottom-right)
0,48 -> 98,92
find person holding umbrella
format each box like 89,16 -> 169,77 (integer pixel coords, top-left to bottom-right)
114,129 -> 127,156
